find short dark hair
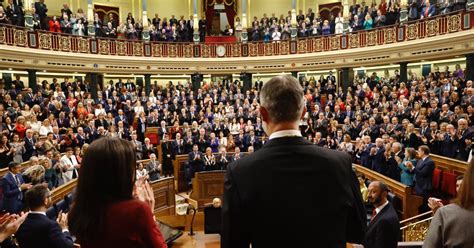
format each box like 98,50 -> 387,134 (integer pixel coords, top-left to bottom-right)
376,181 -> 389,193
25,184 -> 50,210
419,145 -> 430,155
8,162 -> 20,170
260,75 -> 304,123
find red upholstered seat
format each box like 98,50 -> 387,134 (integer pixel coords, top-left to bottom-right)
441,171 -> 457,196
146,133 -> 160,145
432,168 -> 442,190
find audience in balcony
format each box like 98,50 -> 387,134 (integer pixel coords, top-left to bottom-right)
0,0 -> 468,42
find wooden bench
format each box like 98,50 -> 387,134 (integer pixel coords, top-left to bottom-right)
190,171 -> 226,210
48,175 -> 175,217
353,164 -> 423,219
431,154 -> 468,175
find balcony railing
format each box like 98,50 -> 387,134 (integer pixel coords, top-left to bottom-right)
0,10 -> 472,58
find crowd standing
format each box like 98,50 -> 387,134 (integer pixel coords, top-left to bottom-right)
0,0 -> 468,42
0,62 -> 471,246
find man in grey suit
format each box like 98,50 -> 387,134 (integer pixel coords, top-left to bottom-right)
146,153 -> 161,181
131,133 -> 143,160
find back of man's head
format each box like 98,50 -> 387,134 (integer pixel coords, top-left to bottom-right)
260,75 -> 304,123
25,184 -> 50,210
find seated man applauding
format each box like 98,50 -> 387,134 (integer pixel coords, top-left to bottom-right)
16,184 -> 74,248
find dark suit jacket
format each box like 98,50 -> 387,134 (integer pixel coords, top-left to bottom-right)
364,202 -> 400,248
1,172 -> 24,213
16,213 -> 74,248
414,156 -> 435,196
23,137 -> 37,162
222,137 -> 366,248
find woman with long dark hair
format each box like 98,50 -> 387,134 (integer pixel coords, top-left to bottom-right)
68,137 -> 167,247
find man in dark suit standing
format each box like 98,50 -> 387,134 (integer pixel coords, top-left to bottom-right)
222,75 -> 366,248
23,129 -> 38,163
185,144 -> 204,186
1,162 -> 32,214
365,181 -> 400,248
16,184 -> 74,248
34,0 -> 48,30
411,145 -> 435,213
161,135 -> 175,177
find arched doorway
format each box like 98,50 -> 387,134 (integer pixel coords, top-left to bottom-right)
203,0 -> 237,35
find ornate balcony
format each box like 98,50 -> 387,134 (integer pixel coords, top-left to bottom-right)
0,11 -> 473,74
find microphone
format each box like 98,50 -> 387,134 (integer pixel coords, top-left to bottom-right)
187,203 -> 197,236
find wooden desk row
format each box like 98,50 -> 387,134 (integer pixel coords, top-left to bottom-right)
49,175 -> 176,217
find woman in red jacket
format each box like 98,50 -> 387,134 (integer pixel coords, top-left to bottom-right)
68,137 -> 167,248
49,16 -> 61,33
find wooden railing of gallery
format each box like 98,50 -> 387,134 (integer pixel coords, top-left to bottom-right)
48,159 -> 176,217
0,11 -> 471,58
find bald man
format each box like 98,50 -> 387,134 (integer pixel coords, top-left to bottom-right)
365,181 -> 400,248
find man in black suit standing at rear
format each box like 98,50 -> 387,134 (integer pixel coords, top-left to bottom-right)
16,184 -> 74,248
365,181 -> 400,248
222,75 -> 366,248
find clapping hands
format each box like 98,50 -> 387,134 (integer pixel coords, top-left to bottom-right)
0,212 -> 28,242
133,179 -> 155,213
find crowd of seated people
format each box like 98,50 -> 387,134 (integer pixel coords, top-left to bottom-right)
0,63 -> 471,208
1,0 -> 468,42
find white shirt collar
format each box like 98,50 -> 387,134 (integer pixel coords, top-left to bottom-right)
29,211 -> 46,216
375,200 -> 389,215
269,130 -> 302,140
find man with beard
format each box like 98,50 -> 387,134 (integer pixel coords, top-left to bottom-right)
364,181 -> 400,248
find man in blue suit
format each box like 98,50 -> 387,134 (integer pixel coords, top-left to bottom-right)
1,162 -> 32,214
16,184 -> 74,248
410,145 -> 435,213
421,0 -> 436,19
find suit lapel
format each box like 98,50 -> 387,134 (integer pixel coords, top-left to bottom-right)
367,204 -> 390,233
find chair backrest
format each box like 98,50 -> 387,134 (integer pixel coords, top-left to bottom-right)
432,168 -> 442,190
441,171 -> 457,197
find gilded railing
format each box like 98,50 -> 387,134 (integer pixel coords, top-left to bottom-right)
0,11 -> 472,58
401,216 -> 433,242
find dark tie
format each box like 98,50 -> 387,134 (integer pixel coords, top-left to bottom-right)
15,175 -> 20,186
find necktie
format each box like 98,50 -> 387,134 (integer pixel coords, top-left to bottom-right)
15,175 -> 20,186
370,209 -> 377,222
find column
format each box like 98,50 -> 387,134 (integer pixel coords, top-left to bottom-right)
87,0 -> 95,37
88,73 -> 98,100
241,0 -> 248,43
191,73 -> 202,92
340,68 -> 352,93
144,74 -> 151,96
291,71 -> 298,78
468,0 -> 474,9
24,0 -> 34,29
399,0 -> 408,23
291,0 -> 298,39
399,62 -> 408,83
466,54 -> 474,81
342,0 -> 350,33
141,0 -> 150,41
27,69 -> 37,92
193,0 -> 200,43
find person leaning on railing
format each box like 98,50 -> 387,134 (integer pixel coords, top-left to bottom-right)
423,160 -> 474,248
